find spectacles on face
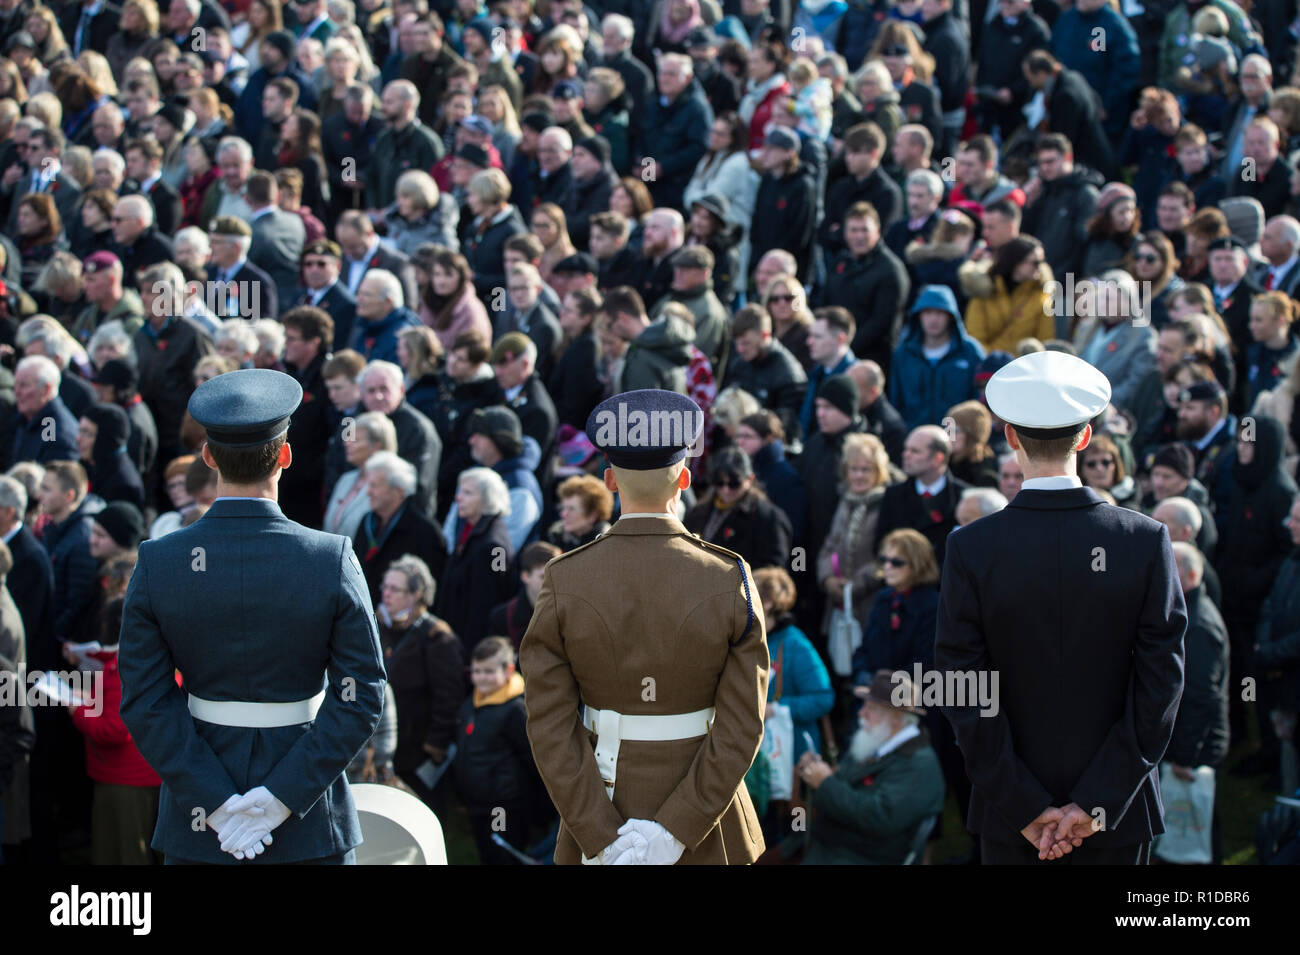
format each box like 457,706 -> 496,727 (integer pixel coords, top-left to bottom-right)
879,556 -> 908,568
1084,457 -> 1115,468
110,215 -> 132,223
716,475 -> 743,490
1135,252 -> 1159,264
769,293 -> 794,303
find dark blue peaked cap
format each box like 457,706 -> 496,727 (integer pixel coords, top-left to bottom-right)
585,389 -> 704,470
188,368 -> 303,449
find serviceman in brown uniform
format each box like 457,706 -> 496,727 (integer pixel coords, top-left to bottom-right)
520,389 -> 769,865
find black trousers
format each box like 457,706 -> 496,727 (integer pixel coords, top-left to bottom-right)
980,838 -> 1151,865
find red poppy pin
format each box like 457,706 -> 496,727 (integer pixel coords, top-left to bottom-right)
906,104 -> 922,120
836,261 -> 846,273
874,10 -> 885,18
1106,341 -> 1118,353
1223,298 -> 1233,311
466,721 -> 475,735
1166,144 -> 1177,158
303,392 -> 313,402
777,198 -> 787,210
342,131 -> 351,141
157,339 -> 168,351
594,123 -> 603,132
723,526 -> 734,539
890,612 -> 901,630
930,508 -> 943,523
364,545 -> 379,561
370,255 -> 380,267
862,775 -> 876,786
1245,507 -> 1254,521
50,181 -> 60,193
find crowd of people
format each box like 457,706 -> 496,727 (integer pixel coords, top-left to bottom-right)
0,0 -> 1297,866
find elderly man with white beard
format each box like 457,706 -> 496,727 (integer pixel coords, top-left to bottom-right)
793,669 -> 944,864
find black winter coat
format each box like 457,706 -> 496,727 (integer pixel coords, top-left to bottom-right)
547,328 -> 603,430
823,243 -> 910,374
465,206 -> 528,300
454,684 -> 536,812
751,165 -> 818,284
683,488 -> 793,571
380,612 -> 465,775
435,512 -> 516,655
1165,585 -> 1230,768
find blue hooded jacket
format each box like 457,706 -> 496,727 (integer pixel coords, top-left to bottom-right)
889,284 -> 985,430
348,306 -> 420,365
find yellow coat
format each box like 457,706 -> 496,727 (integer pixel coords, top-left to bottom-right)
520,516 -> 769,865
960,261 -> 1056,354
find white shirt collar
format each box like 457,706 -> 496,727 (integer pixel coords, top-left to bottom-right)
1021,475 -> 1083,490
1195,416 -> 1227,451
1,521 -> 22,545
618,513 -> 676,520
504,383 -> 524,402
875,723 -> 921,759
140,172 -> 161,194
250,205 -> 274,221
1272,255 -> 1298,278
302,12 -> 331,36
914,475 -> 947,496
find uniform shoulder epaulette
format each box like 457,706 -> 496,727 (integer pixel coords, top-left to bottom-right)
687,533 -> 746,565
545,527 -> 611,566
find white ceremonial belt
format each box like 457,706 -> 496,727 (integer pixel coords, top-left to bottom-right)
187,689 -> 327,728
580,706 -> 715,865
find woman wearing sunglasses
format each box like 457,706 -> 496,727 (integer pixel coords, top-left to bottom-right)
962,235 -> 1054,354
851,528 -> 940,688
1127,231 -> 1184,331
683,445 -> 792,573
1079,432 -> 1139,508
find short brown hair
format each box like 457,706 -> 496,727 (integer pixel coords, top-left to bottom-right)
280,305 -> 334,351
843,121 -> 885,154
599,285 -> 645,320
323,348 -> 366,381
185,453 -> 217,496
731,304 -> 771,338
503,233 -> 544,261
123,136 -> 162,163
557,474 -> 614,522
46,460 -> 88,500
472,635 -> 515,666
844,201 -> 880,229
1013,426 -> 1086,464
206,434 -> 288,483
813,305 -> 855,342
451,329 -> 490,364
519,540 -> 561,573
164,454 -> 196,481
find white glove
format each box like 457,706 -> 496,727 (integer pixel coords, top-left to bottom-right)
207,794 -> 273,860
218,787 -> 292,859
609,819 -> 684,866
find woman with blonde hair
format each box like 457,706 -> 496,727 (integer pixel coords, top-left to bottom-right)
762,272 -> 814,370
106,0 -> 159,82
318,37 -> 363,119
24,5 -> 69,67
476,84 -> 521,169
818,432 -> 893,637
1246,290 -> 1300,411
396,324 -> 444,420
384,169 -> 459,256
531,201 -> 576,286
77,50 -> 117,97
0,58 -> 28,104
946,400 -> 999,487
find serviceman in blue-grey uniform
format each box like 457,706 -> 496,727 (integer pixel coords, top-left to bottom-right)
119,368 -> 386,864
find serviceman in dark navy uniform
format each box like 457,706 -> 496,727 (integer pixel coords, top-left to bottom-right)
521,389 -> 769,865
119,368 -> 386,864
936,352 -> 1188,865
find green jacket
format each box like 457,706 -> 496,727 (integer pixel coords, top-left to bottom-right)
1159,2 -> 1259,89
70,289 -> 144,345
802,728 -> 944,865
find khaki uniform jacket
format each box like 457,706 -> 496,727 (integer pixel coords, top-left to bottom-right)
520,516 -> 769,865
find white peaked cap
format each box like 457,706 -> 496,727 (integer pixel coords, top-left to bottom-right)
985,351 -> 1112,437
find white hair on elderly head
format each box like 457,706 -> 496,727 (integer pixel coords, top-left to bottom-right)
459,466 -> 511,517
352,410 -> 398,451
88,320 -> 135,365
216,318 -> 259,355
115,193 -> 154,227
602,13 -> 634,41
855,59 -> 892,92
362,269 -> 403,309
1243,53 -> 1272,79
1271,215 -> 1300,249
254,319 -> 285,356
384,79 -> 420,111
648,207 -> 685,236
907,167 -> 944,199
216,136 -> 253,163
141,261 -> 186,316
365,450 -> 417,498
1155,495 -> 1203,537
92,146 -> 125,175
17,316 -> 75,367
360,359 -> 404,391
174,225 -> 211,260
16,354 -> 61,392
960,487 -> 1008,518
540,126 -> 573,153
0,475 -> 28,517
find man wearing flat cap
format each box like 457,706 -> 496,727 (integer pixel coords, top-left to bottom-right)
521,388 -> 768,864
119,368 -> 386,864
794,669 -> 945,864
296,239 -> 358,351
936,351 -> 1187,864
